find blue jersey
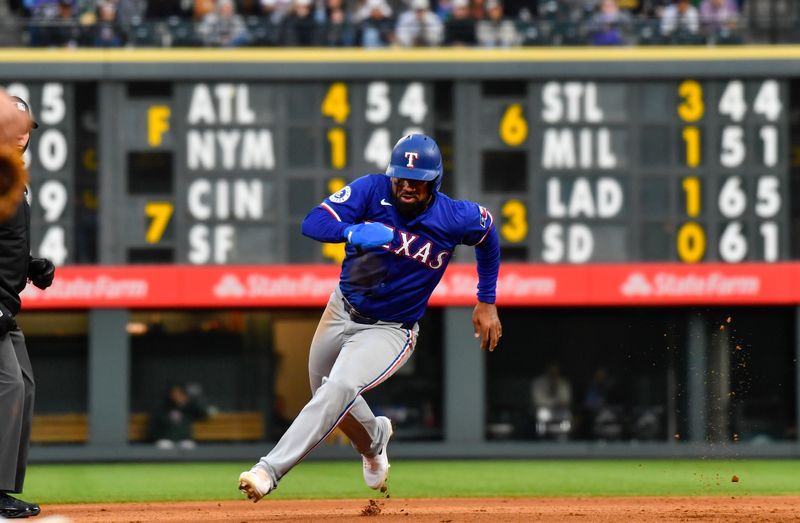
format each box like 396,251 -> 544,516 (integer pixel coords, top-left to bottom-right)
302,174 -> 499,324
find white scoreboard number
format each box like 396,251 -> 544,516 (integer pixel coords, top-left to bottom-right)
5,82 -> 70,266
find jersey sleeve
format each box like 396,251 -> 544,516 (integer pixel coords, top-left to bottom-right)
460,201 -> 499,304
460,202 -> 495,247
301,175 -> 376,243
317,175 -> 375,225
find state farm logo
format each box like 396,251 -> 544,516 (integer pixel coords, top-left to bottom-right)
620,273 -> 653,296
21,275 -> 149,300
620,271 -> 760,297
214,274 -> 246,297
212,272 -> 340,299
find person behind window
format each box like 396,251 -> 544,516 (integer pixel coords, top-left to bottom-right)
151,383 -> 215,450
582,366 -> 625,440
395,0 -> 444,47
531,364 -> 572,440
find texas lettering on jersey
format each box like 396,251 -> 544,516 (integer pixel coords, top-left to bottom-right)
366,223 -> 450,270
312,174 -> 495,324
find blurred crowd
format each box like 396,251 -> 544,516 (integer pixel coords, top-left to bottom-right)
3,0 -> 745,48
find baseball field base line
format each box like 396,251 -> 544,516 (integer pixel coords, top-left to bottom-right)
42,496 -> 800,523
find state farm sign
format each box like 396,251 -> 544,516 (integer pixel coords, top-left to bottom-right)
620,272 -> 760,298
16,263 -> 800,310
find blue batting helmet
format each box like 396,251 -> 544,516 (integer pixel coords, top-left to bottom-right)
385,134 -> 442,192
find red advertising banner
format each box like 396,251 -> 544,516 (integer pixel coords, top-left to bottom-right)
18,263 -> 800,310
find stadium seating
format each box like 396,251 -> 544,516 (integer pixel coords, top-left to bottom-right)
166,16 -> 200,47
128,17 -> 160,47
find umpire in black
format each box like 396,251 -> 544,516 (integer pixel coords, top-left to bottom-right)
0,93 -> 55,519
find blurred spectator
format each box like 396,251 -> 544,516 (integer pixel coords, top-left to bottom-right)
589,0 -> 631,46
434,0 -> 455,20
266,0 -> 294,20
198,0 -> 251,46
151,383 -> 216,450
320,0 -> 356,46
476,0 -> 520,47
444,0 -> 477,46
699,0 -> 738,34
469,0 -> 485,20
249,0 -> 285,46
115,0 -> 148,28
395,0 -> 444,47
280,0 -> 318,46
260,0 -> 286,23
92,1 -> 125,47
355,0 -> 394,47
531,364 -> 573,440
659,0 -> 699,36
638,0 -> 671,17
582,367 -> 624,440
195,0 -> 217,19
30,0 -> 81,47
583,367 -> 612,415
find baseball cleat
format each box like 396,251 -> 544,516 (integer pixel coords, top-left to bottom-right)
238,467 -> 274,503
363,416 -> 393,490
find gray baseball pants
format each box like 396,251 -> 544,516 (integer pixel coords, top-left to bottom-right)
0,329 -> 35,493
257,286 -> 417,483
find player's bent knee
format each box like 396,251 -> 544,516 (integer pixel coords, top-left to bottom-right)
6,374 -> 25,401
317,376 -> 362,403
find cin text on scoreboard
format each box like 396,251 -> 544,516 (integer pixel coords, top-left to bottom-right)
102,81 -> 434,265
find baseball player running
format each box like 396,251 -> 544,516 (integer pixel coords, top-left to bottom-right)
239,134 -> 502,501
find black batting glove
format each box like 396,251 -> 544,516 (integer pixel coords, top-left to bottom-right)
0,303 -> 17,336
28,257 -> 55,290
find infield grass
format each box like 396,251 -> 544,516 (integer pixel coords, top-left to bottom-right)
22,460 -> 800,504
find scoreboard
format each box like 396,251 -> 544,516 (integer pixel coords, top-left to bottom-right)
460,79 -> 789,263
3,81 -> 75,266
2,49 -> 798,269
102,80 -> 433,265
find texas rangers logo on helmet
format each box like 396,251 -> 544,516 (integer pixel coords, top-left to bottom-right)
404,152 -> 419,168
479,206 -> 488,228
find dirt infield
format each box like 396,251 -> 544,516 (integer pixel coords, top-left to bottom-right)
42,496 -> 800,522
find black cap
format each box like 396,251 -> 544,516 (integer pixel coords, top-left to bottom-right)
11,96 -> 39,130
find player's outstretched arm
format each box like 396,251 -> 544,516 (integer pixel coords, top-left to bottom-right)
473,301 -> 502,352
301,206 -> 350,243
472,218 -> 501,351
